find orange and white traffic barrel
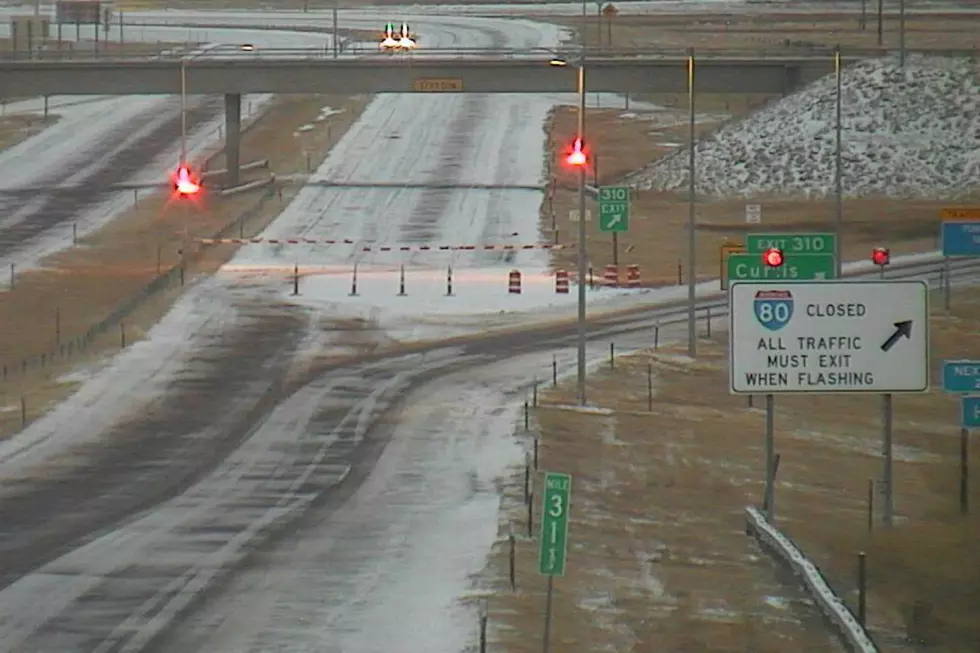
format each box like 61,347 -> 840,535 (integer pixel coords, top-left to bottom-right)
626,264 -> 640,288
603,264 -> 619,287
555,269 -> 569,294
508,270 -> 522,294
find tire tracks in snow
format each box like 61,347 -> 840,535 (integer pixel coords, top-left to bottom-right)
0,96 -> 224,261
0,348 -> 483,653
0,294 -> 306,592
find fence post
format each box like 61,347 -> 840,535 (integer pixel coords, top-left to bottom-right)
857,551 -> 867,626
508,522 -> 516,591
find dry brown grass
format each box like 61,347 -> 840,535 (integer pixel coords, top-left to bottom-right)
0,93 -> 371,437
564,13 -> 980,52
541,106 -> 957,287
480,351 -> 846,651
482,286 -> 980,652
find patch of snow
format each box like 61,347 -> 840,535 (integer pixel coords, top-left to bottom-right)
546,404 -> 615,415
698,603 -> 740,622
316,106 -> 344,122
652,353 -> 697,365
294,123 -> 316,133
628,55 -> 980,199
633,549 -> 668,600
789,428 -> 942,463
579,592 -> 619,613
764,595 -> 792,610
598,416 -> 625,446
267,265 -> 649,320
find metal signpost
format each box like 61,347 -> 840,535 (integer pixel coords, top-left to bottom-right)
538,472 -> 571,653
727,252 -> 836,283
940,212 -> 980,312
598,186 -> 629,267
942,359 -> 979,514
729,280 -> 929,525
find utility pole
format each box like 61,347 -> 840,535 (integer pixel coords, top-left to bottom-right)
576,1 -> 588,406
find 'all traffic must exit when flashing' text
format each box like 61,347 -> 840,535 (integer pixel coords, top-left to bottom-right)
745,335 -> 874,388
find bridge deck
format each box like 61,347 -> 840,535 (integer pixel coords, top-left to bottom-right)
0,54 -> 879,95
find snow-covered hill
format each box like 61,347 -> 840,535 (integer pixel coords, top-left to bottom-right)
627,55 -> 980,199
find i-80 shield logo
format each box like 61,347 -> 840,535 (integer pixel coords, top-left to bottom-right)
754,290 -> 794,331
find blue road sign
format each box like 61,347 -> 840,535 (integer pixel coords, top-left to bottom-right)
942,360 -> 980,393
961,396 -> 980,428
753,289 -> 794,331
941,221 -> 980,257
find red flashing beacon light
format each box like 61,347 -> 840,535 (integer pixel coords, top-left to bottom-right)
872,247 -> 890,266
763,247 -> 784,268
173,165 -> 201,197
564,137 -> 588,168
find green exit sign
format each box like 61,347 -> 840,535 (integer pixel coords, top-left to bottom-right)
746,233 -> 836,255
727,252 -> 837,282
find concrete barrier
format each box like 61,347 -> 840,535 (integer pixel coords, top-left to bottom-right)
745,506 -> 879,653
219,176 -> 274,197
201,158 -> 270,180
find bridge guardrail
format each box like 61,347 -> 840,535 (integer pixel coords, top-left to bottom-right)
1,43 -> 976,63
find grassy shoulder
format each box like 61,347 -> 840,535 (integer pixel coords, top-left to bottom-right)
0,93 -> 372,437
542,104 -> 951,286
479,342 -> 847,651
557,12 -> 980,52
485,285 -> 980,652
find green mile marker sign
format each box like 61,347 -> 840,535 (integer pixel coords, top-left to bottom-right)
538,472 -> 572,576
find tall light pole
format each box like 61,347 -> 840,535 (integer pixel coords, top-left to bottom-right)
575,0 -> 589,406
576,54 -> 587,406
686,48 -> 697,360
834,46 -> 843,278
180,57 -> 188,164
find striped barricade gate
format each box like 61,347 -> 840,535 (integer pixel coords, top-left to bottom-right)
625,264 -> 641,288
555,269 -> 569,294
603,264 -> 619,288
508,270 -> 522,294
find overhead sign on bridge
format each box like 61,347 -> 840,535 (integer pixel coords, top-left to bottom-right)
729,280 -> 929,394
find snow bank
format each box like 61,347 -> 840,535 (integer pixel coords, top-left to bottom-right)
628,55 -> 980,199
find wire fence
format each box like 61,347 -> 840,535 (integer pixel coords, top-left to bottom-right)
0,186 -> 275,386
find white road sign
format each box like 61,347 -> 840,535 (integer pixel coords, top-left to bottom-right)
729,280 -> 929,394
569,208 -> 592,222
745,204 -> 762,224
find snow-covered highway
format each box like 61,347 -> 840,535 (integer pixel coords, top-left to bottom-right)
0,7 -> 619,651
1,3 -> 974,650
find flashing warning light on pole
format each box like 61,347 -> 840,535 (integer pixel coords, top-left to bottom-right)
173,165 -> 201,197
763,247 -> 784,268
872,247 -> 890,266
564,137 -> 588,167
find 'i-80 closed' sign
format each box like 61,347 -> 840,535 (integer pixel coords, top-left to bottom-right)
728,281 -> 930,394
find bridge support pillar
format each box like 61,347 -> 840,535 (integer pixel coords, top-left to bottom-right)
224,93 -> 242,187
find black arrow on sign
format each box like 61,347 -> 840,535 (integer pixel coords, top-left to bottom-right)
880,320 -> 913,352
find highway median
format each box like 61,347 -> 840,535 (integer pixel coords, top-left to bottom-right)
0,92 -> 371,438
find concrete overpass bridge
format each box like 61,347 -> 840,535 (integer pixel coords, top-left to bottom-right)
0,49 -> 923,185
